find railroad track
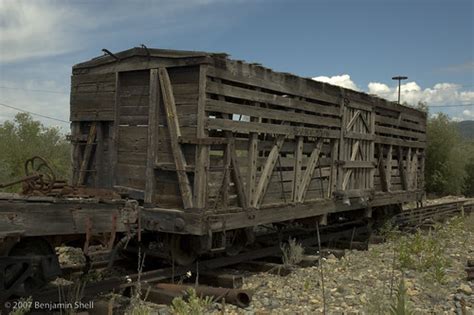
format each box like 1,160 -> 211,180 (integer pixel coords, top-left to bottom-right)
393,199 -> 473,229
4,199 -> 473,313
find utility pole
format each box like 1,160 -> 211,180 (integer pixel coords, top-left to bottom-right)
392,76 -> 408,104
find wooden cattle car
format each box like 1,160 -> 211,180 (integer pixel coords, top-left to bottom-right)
71,47 -> 426,255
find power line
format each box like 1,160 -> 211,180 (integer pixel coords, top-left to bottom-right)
0,102 -> 69,124
0,86 -> 68,95
428,103 -> 474,108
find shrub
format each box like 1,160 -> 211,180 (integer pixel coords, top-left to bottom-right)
280,238 -> 304,266
170,288 -> 214,315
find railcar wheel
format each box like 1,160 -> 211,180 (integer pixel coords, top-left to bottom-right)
169,235 -> 197,266
3,238 -> 60,296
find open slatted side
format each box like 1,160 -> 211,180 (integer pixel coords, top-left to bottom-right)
203,63 -> 343,210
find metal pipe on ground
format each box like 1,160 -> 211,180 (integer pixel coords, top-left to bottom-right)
154,283 -> 252,308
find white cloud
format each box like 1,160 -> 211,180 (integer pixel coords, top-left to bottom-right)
367,80 -> 474,108
312,74 -> 359,91
311,74 -> 474,121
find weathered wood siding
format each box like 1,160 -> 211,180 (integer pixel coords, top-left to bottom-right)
70,73 -> 116,121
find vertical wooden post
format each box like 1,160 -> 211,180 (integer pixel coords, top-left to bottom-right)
298,138 -> 323,202
159,67 -> 194,209
71,121 -> 81,186
111,72 -> 120,187
377,143 -> 388,192
145,69 -> 159,204
247,133 -> 258,205
95,122 -> 104,187
194,65 -> 209,209
386,145 -> 392,192
328,139 -> 339,198
368,109 -> 376,189
398,146 -> 408,191
253,136 -> 285,208
337,91 -> 346,191
77,122 -> 97,186
292,136 -> 304,202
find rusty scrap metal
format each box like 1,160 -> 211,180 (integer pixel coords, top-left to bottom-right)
154,283 -> 252,307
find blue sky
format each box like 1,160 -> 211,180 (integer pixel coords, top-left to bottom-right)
0,0 -> 473,130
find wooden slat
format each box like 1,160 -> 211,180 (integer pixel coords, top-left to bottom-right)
376,125 -> 426,141
158,67 -> 194,209
206,99 -> 341,127
252,136 -> 285,208
247,133 -> 258,204
343,131 -> 375,141
206,81 -> 340,117
193,65 -> 209,209
77,122 -> 97,185
292,136 -> 304,202
297,138 -> 323,202
206,118 -> 340,139
342,141 -> 360,190
145,69 -> 159,204
342,161 -> 375,168
229,136 -> 249,209
375,135 -> 426,148
398,146 -> 408,191
207,66 -> 341,107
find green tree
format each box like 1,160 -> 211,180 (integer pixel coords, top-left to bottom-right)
425,113 -> 469,195
463,149 -> 474,197
0,113 -> 71,192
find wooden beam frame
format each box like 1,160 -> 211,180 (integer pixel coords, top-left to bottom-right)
158,67 -> 194,209
252,135 -> 285,208
77,121 -> 97,186
297,138 -> 324,202
145,69 -> 159,204
292,136 -> 304,202
193,65 -> 209,209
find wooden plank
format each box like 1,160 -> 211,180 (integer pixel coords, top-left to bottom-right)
343,131 -> 375,141
342,141 -> 360,190
369,110 -> 376,189
145,69 -> 159,204
377,144 -> 388,192
292,136 -> 304,202
207,66 -> 342,106
111,72 -> 120,187
342,161 -> 375,168
158,67 -> 194,209
77,122 -> 97,185
398,146 -> 408,191
328,139 -> 338,197
297,138 -> 324,202
252,136 -> 285,208
229,136 -> 249,209
247,132 -> 258,204
386,145 -> 393,191
376,125 -> 426,141
375,114 -> 426,132
193,65 -> 209,209
337,95 -> 346,190
206,118 -> 340,139
346,110 -> 361,131
375,135 -> 426,148
206,99 -> 341,128
206,81 -> 340,116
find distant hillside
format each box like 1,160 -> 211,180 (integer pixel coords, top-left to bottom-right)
456,120 -> 474,140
